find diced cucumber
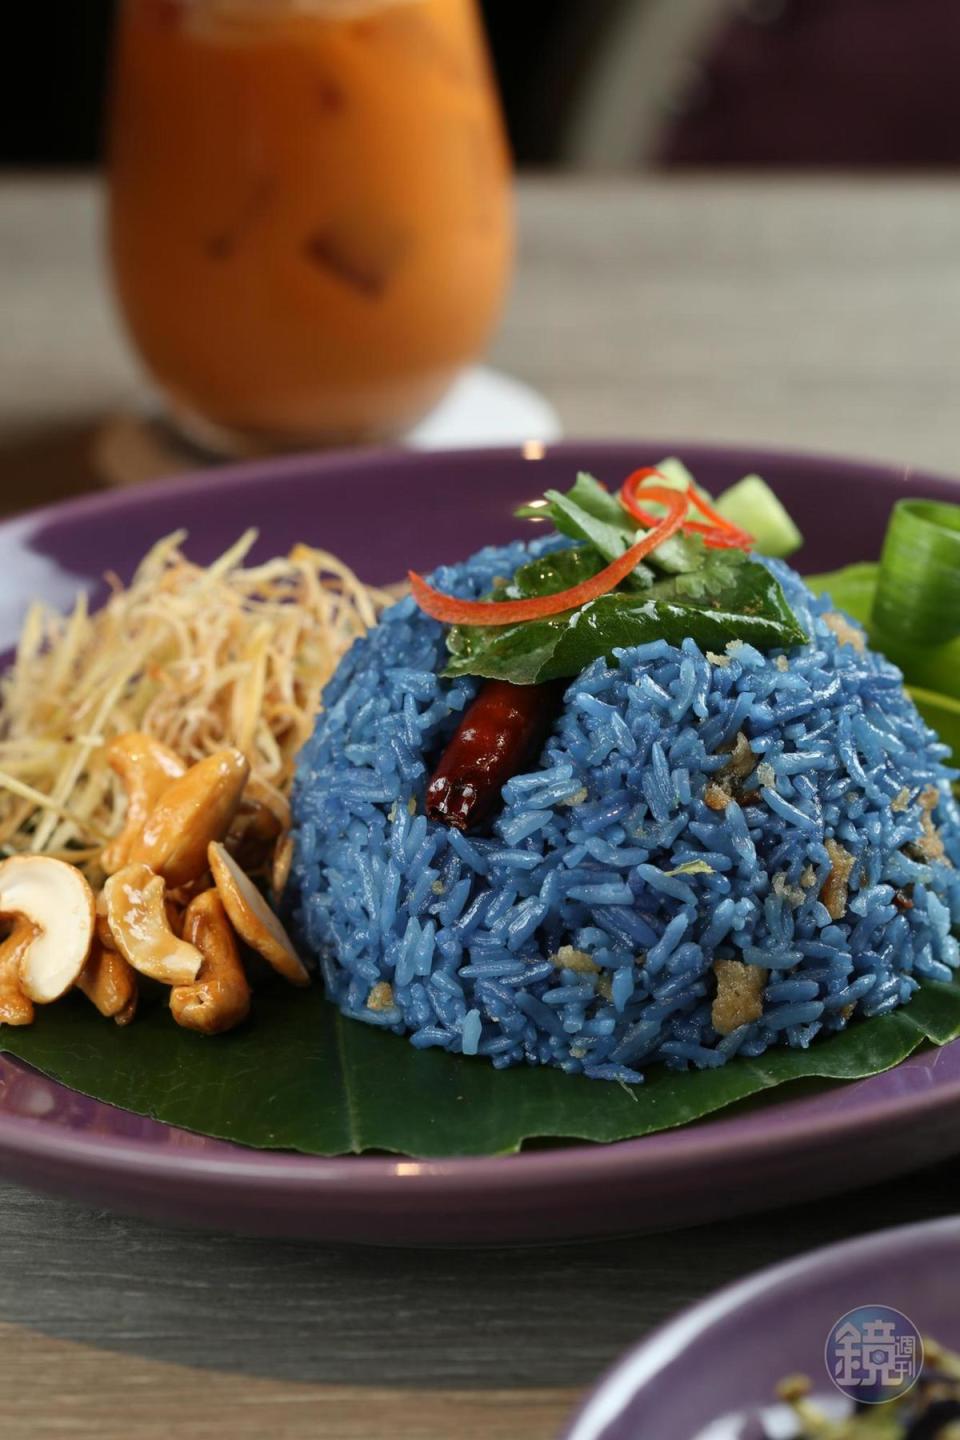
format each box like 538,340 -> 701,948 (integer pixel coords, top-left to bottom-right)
654,457 -> 710,501
715,475 -> 803,558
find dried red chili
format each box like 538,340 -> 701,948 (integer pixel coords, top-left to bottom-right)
426,679 -> 565,832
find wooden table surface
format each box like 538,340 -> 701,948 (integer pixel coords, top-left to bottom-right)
2,173 -> 960,1439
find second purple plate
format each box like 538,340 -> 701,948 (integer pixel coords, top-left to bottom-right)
0,440 -> 958,1245
563,1216 -> 960,1440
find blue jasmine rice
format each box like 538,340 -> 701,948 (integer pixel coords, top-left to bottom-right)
290,539 -> 960,1084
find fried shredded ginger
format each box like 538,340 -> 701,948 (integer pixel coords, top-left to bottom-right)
0,531 -> 393,875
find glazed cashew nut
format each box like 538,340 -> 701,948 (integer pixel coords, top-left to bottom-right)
208,842 -> 309,987
232,777 -> 291,845
0,923 -> 37,1026
100,733 -> 187,876
0,856 -> 96,1003
94,894 -> 115,952
170,889 -> 251,1035
127,749 -> 251,889
77,941 -> 139,1026
271,833 -> 294,902
103,863 -> 202,986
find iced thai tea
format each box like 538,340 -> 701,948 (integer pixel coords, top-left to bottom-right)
108,0 -> 514,451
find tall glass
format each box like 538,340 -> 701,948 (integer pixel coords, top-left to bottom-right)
108,0 -> 514,453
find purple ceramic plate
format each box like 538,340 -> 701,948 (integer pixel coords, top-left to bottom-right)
563,1215 -> 960,1440
0,441 -> 958,1245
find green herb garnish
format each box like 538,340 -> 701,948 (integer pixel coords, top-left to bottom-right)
714,473 -> 804,558
516,470 -> 702,577
446,546 -> 808,685
444,470 -> 808,686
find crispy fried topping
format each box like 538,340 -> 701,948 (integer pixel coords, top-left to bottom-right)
552,946 -> 601,974
910,785 -> 950,864
560,787 -> 589,807
723,731 -> 758,782
820,838 -> 856,920
367,982 -> 395,1012
772,873 -> 805,907
704,731 -> 758,812
822,611 -> 866,651
711,958 -> 767,1036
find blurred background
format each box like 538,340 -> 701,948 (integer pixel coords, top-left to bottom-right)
7,0 -> 960,498
7,0 -> 960,172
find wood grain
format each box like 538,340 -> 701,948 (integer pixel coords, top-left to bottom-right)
0,1321 -> 578,1440
2,173 -> 960,1438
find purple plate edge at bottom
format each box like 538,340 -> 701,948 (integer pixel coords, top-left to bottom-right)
1,1035 -> 960,1187
0,438 -> 958,1238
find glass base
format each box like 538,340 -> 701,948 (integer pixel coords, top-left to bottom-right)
166,403 -> 395,460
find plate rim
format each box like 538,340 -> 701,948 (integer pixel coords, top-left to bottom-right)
5,436 -> 958,544
2,437 -> 959,1194
562,1213 -> 960,1440
0,1040 -> 960,1187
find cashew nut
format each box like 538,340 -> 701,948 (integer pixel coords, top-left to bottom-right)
165,895 -> 187,938
100,733 -> 187,876
94,894 -> 114,951
127,749 -> 250,889
0,856 -> 95,1003
0,924 -> 37,1026
272,833 -> 294,902
77,940 -> 139,1026
208,841 -> 309,987
103,863 -> 202,986
233,777 -> 291,844
170,889 -> 251,1035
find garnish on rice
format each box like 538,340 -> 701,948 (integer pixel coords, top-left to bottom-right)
414,467 -> 809,688
409,483 -> 689,626
417,465 -> 809,831
425,678 -> 565,832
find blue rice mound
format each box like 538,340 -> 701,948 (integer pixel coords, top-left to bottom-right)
290,538 -> 960,1083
